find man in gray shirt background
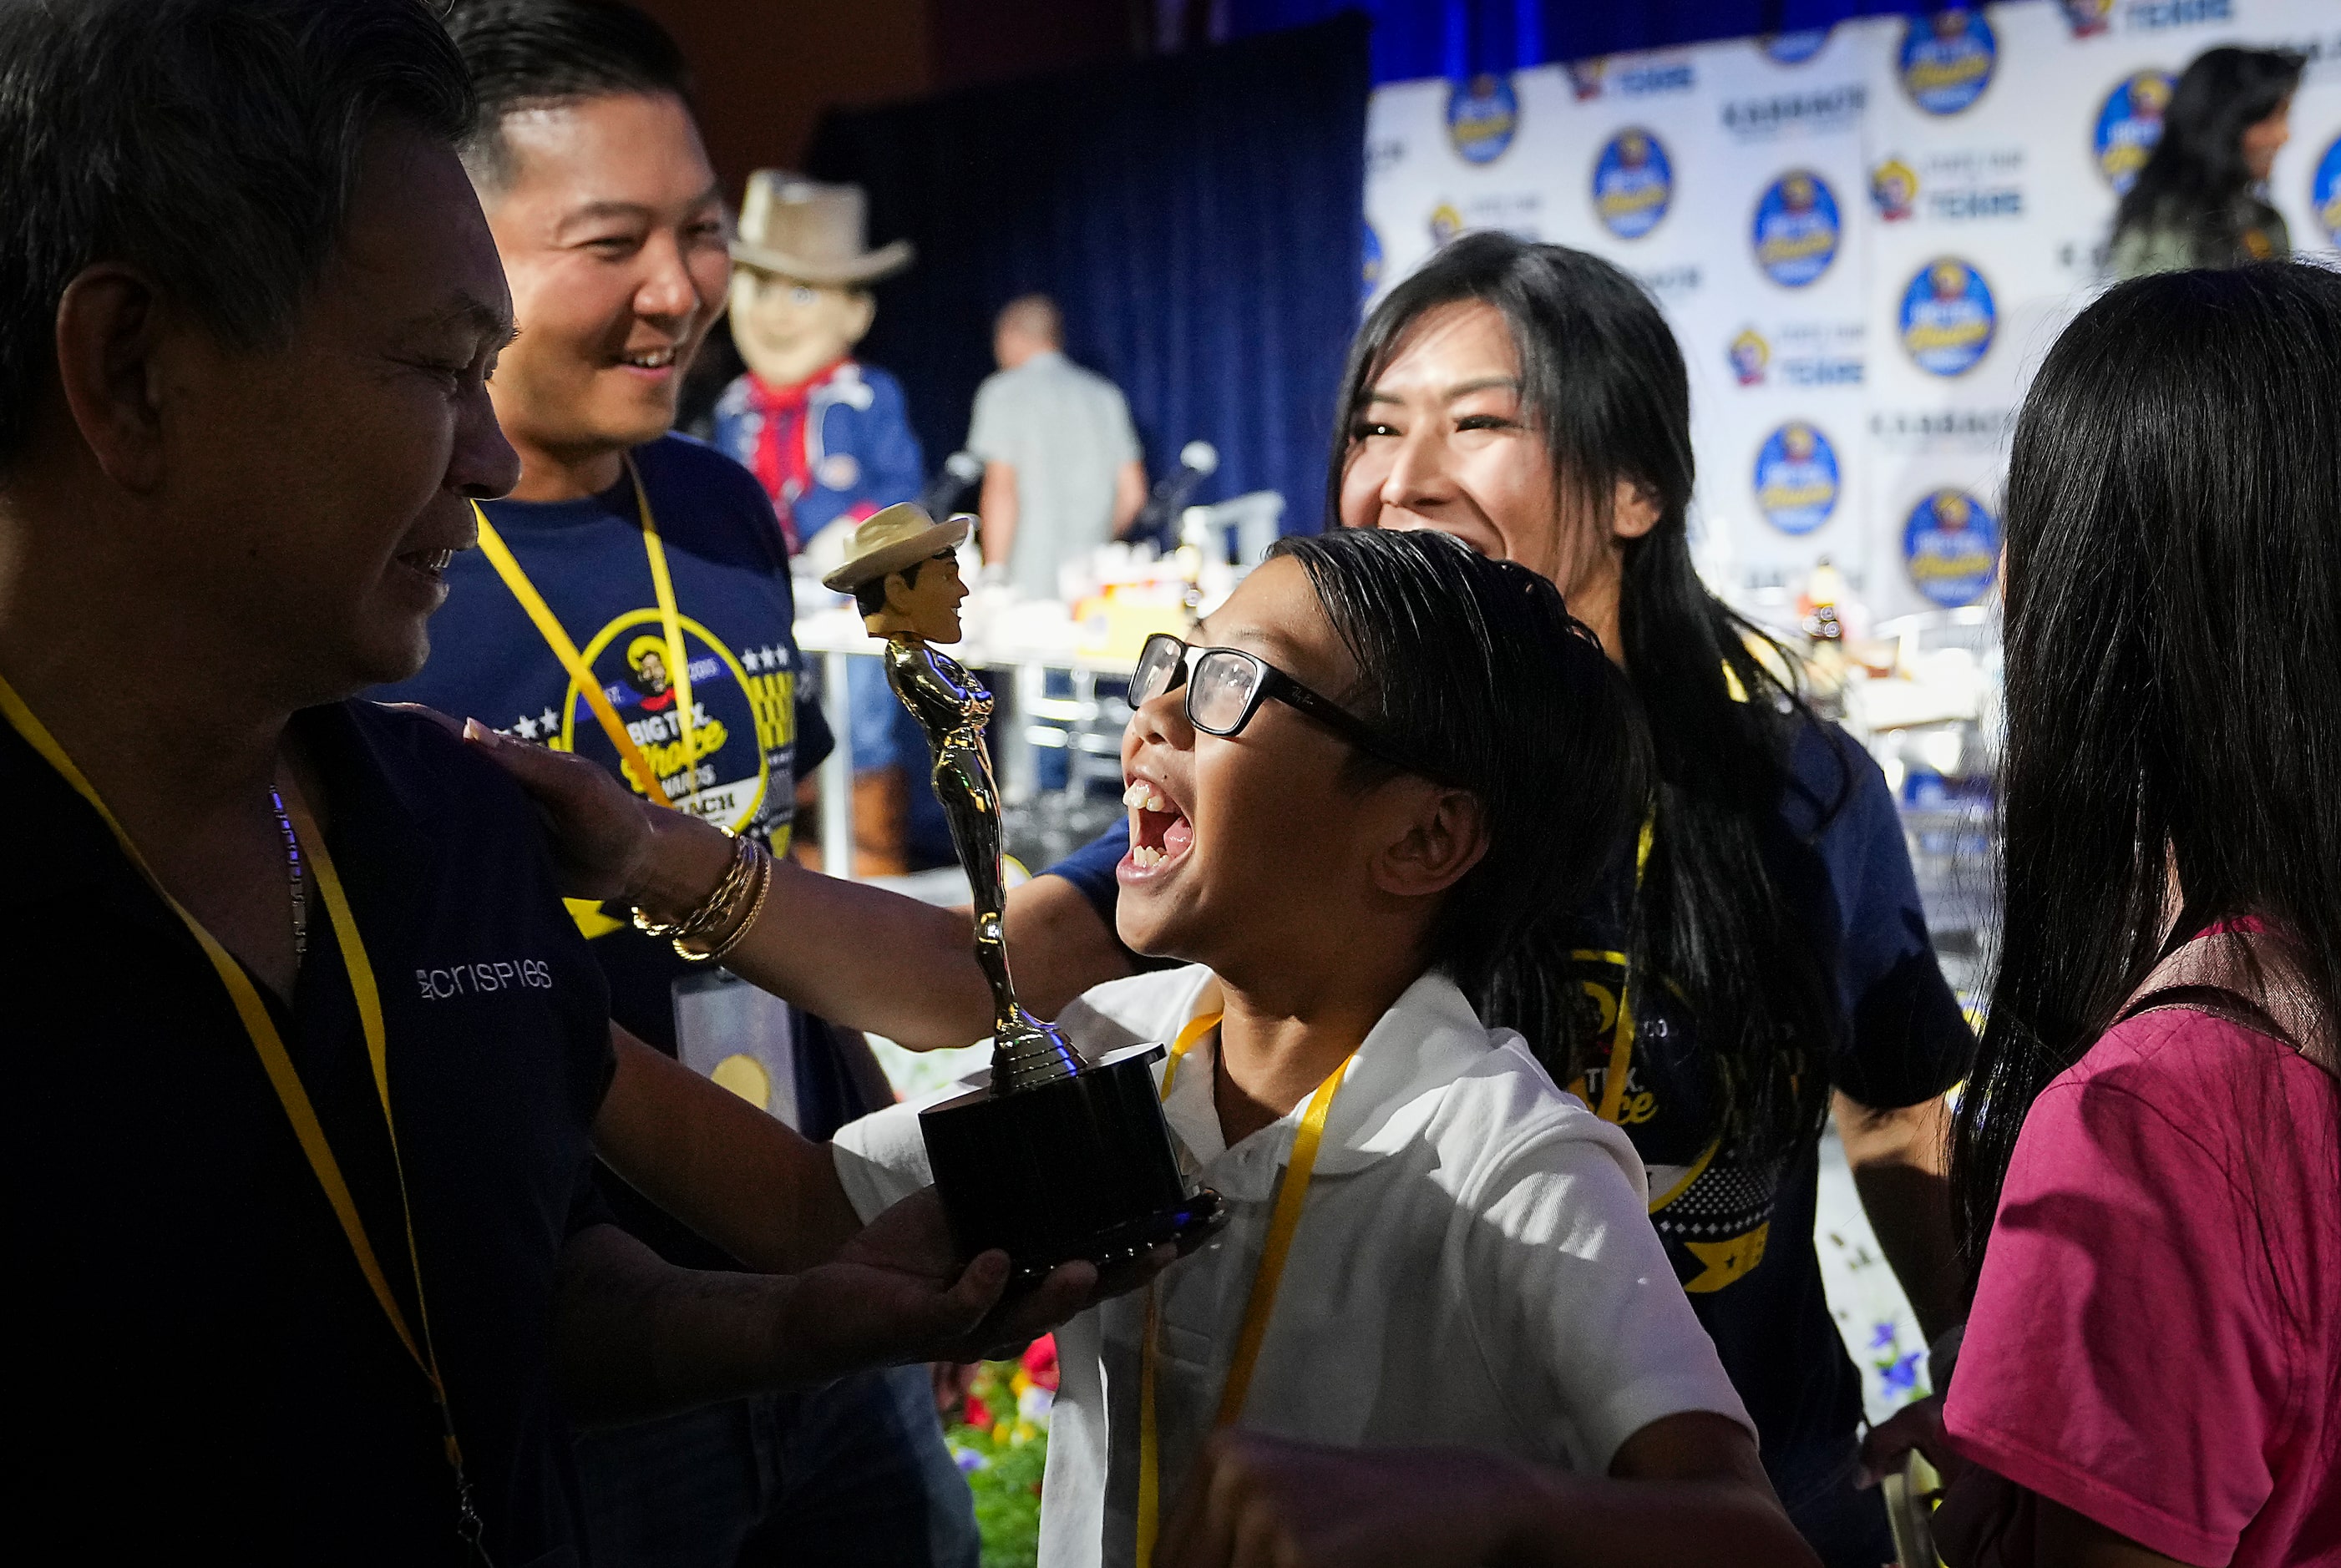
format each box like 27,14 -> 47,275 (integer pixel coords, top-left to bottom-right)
969,296 -> 1146,599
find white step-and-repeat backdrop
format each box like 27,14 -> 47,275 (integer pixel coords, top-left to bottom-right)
1364,0 -> 2341,624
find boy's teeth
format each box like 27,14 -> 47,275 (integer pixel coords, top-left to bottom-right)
1122,781 -> 1170,812
1132,845 -> 1163,869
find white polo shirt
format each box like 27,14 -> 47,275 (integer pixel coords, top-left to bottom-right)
832,965 -> 1750,1568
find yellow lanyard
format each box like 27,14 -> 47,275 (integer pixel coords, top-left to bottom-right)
1592,812 -> 1657,1123
1134,1009 -> 1356,1564
472,453 -> 695,811
0,675 -> 481,1543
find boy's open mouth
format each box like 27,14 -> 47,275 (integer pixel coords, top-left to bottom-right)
1122,776 -> 1193,873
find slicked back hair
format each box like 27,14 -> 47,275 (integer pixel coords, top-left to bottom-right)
441,0 -> 693,200
0,0 -> 473,469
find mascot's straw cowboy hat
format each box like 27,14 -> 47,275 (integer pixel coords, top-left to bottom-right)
730,172 -> 915,287
823,503 -> 970,594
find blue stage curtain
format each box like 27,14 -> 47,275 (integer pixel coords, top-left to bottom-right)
1227,0 -> 1939,84
805,15 -> 1370,536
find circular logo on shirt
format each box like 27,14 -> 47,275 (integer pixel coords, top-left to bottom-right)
1898,8 -> 1996,116
1870,156 -> 1918,221
2315,134 -> 2341,245
1593,129 -> 1674,240
1903,489 -> 2000,606
1446,73 -> 1519,164
1899,258 -> 1996,377
1752,170 -> 1842,288
1754,422 -> 1841,535
1759,28 -> 1831,65
2095,70 -> 2173,194
1728,327 -> 1771,387
552,609 -> 801,844
1361,220 -> 1384,301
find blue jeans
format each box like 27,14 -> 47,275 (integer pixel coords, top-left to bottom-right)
574,1367 -> 978,1568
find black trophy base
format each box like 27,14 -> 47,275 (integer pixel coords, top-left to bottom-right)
920,1042 -> 1222,1282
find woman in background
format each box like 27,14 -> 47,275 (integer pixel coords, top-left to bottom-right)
1938,263 -> 2341,1565
2109,45 -> 2302,277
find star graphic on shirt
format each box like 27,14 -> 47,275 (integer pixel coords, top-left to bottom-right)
514,714 -> 540,741
742,647 -> 763,672
540,706 -> 560,735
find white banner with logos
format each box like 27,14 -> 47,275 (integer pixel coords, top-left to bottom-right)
1363,0 -> 2341,624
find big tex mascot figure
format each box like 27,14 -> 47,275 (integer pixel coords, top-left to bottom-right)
715,174 -> 937,872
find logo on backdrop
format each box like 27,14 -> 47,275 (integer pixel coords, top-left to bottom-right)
1565,56 -> 1695,99
1567,58 -> 1607,100
1361,222 -> 1383,301
2061,0 -> 2115,38
1728,328 -> 1771,386
1900,259 -> 1996,377
1903,490 -> 2000,606
1447,73 -> 1519,165
1759,28 -> 1832,65
2315,134 -> 2340,245
1428,202 -> 1465,248
2095,70 -> 2172,192
1593,129 -> 1674,240
1899,9 -> 1997,116
1871,158 -> 1918,220
1752,171 -> 1842,287
1754,422 -> 1841,535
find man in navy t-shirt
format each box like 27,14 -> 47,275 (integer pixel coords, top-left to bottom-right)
375,4 -> 975,1565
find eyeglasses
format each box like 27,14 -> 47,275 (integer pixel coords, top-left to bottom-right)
1129,632 -> 1435,777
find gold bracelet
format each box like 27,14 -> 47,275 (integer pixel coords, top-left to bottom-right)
683,838 -> 773,964
633,827 -> 751,940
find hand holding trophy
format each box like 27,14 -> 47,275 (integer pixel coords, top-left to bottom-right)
823,506 -> 1219,1280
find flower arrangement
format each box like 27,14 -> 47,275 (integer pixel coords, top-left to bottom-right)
944,1337 -> 1060,1568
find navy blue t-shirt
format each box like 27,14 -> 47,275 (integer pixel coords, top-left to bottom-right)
1048,718 -> 1972,1485
377,436 -> 877,1262
8,701 -> 613,1564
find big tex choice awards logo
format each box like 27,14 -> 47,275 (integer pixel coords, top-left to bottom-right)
1754,422 -> 1841,535
1899,8 -> 1996,116
1900,258 -> 1995,377
2095,71 -> 2173,192
1871,158 -> 1918,220
2316,134 -> 2341,245
1447,73 -> 1519,164
1752,171 -> 1841,287
1728,328 -> 1770,386
1593,129 -> 1673,239
1903,489 -> 2000,606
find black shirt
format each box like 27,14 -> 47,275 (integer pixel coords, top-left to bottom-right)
7,701 -> 613,1565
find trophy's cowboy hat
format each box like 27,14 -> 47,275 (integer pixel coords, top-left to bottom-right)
730,172 -> 915,287
823,503 -> 970,593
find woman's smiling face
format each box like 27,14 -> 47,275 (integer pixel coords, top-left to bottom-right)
1114,557 -> 1400,974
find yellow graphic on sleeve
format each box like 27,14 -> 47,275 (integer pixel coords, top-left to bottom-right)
1684,1222 -> 1771,1292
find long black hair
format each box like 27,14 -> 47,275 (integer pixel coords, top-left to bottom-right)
1327,231 -> 1847,1169
1270,528 -> 1651,1003
1951,263 -> 2341,1267
2110,46 -> 2302,268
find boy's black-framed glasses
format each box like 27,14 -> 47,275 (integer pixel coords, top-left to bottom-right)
1129,632 -> 1437,778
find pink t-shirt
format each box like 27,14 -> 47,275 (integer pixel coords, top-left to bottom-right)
1944,1007 -> 2341,1566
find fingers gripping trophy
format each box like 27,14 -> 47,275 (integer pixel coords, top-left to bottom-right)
825,507 -> 1219,1278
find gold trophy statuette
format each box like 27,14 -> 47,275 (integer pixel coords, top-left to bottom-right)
824,505 -> 1218,1277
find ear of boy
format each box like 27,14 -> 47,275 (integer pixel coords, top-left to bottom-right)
1367,784 -> 1487,900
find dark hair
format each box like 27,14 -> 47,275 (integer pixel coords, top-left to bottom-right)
0,0 -> 473,468
2111,46 -> 2303,267
1952,262 -> 2341,1267
850,556 -> 933,619
1269,528 -> 1650,998
441,0 -> 692,196
1329,231 -> 1848,1168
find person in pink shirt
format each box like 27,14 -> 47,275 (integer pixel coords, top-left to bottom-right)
1929,262 -> 2341,1565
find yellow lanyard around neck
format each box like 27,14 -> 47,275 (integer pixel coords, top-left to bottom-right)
1134,1008 -> 1356,1564
0,675 -> 481,1540
472,453 -> 695,811
1593,812 -> 1658,1124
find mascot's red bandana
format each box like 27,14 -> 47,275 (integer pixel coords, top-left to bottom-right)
740,357 -> 851,554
